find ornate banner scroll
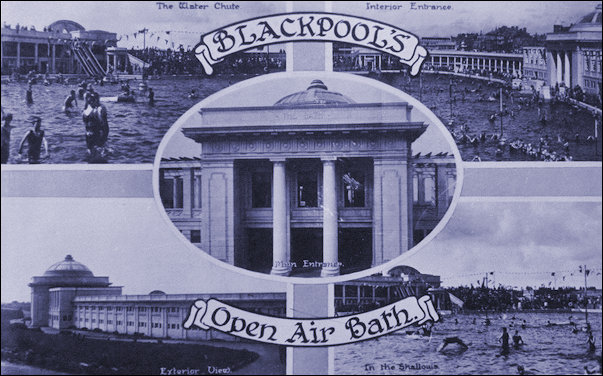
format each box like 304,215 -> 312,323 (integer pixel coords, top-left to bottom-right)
194,12 -> 428,76
183,295 -> 439,346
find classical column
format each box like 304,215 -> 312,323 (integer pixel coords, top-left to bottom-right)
16,42 -> 21,69
556,51 -> 563,85
488,59 -> 492,71
51,44 -> 56,74
271,159 -> 290,275
321,157 -> 339,277
564,51 -> 571,87
34,43 -> 39,71
182,168 -> 193,217
506,60 -> 509,73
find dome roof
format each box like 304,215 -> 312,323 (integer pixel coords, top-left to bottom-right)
47,20 -> 85,33
43,255 -> 94,277
274,80 -> 355,107
387,265 -> 421,277
570,4 -> 602,32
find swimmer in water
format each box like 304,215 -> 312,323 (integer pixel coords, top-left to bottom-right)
26,84 -> 34,104
63,90 -> 78,113
83,84 -> 96,109
18,116 -> 49,163
512,330 -> 524,347
498,327 -> 510,352
587,331 -> 596,353
82,93 -> 109,156
1,113 -> 15,164
148,88 -> 155,105
437,336 -> 469,352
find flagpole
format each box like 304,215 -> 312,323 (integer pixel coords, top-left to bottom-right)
500,88 -> 503,137
583,264 -> 588,324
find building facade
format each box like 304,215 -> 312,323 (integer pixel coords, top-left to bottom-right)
334,265 -> 442,312
160,79 -> 457,278
426,50 -> 523,76
544,4 -> 602,95
160,153 -> 456,256
522,46 -> 548,85
31,255 -> 286,341
1,20 -> 116,75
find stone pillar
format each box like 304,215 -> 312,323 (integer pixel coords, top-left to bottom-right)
271,159 -> 290,275
372,156 -> 412,266
506,60 -> 509,73
547,50 -> 557,86
52,44 -> 57,74
494,59 -> 498,71
34,43 -> 39,71
573,48 -> 584,89
200,160 -> 235,264
564,51 -> 571,87
16,41 -> 21,69
557,52 -> 563,85
182,168 -> 193,217
488,58 -> 491,71
436,165 -> 448,218
321,157 -> 339,277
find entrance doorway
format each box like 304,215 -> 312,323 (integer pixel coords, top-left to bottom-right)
339,228 -> 372,273
290,228 -> 323,276
245,228 -> 272,274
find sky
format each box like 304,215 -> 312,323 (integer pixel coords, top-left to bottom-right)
1,1 -> 599,49
2,197 -> 600,303
404,200 -> 603,290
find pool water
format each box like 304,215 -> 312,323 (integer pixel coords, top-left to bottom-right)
334,312 -> 602,375
1,74 -> 600,163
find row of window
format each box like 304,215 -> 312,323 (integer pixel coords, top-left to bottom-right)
162,168 -> 457,210
160,172 -> 202,209
78,306 -> 183,313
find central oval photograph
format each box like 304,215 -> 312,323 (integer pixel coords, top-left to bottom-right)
154,71 -> 463,282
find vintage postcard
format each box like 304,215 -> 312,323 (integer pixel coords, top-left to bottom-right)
1,1 -> 601,375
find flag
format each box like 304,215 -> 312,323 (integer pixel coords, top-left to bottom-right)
448,293 -> 464,308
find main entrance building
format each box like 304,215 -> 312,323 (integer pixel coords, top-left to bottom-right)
174,79 -> 431,277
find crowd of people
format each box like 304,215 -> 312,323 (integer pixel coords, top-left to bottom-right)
447,286 -> 602,312
127,47 -> 286,76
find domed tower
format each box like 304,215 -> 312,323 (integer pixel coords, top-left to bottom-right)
274,80 -> 355,106
29,255 -> 112,327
